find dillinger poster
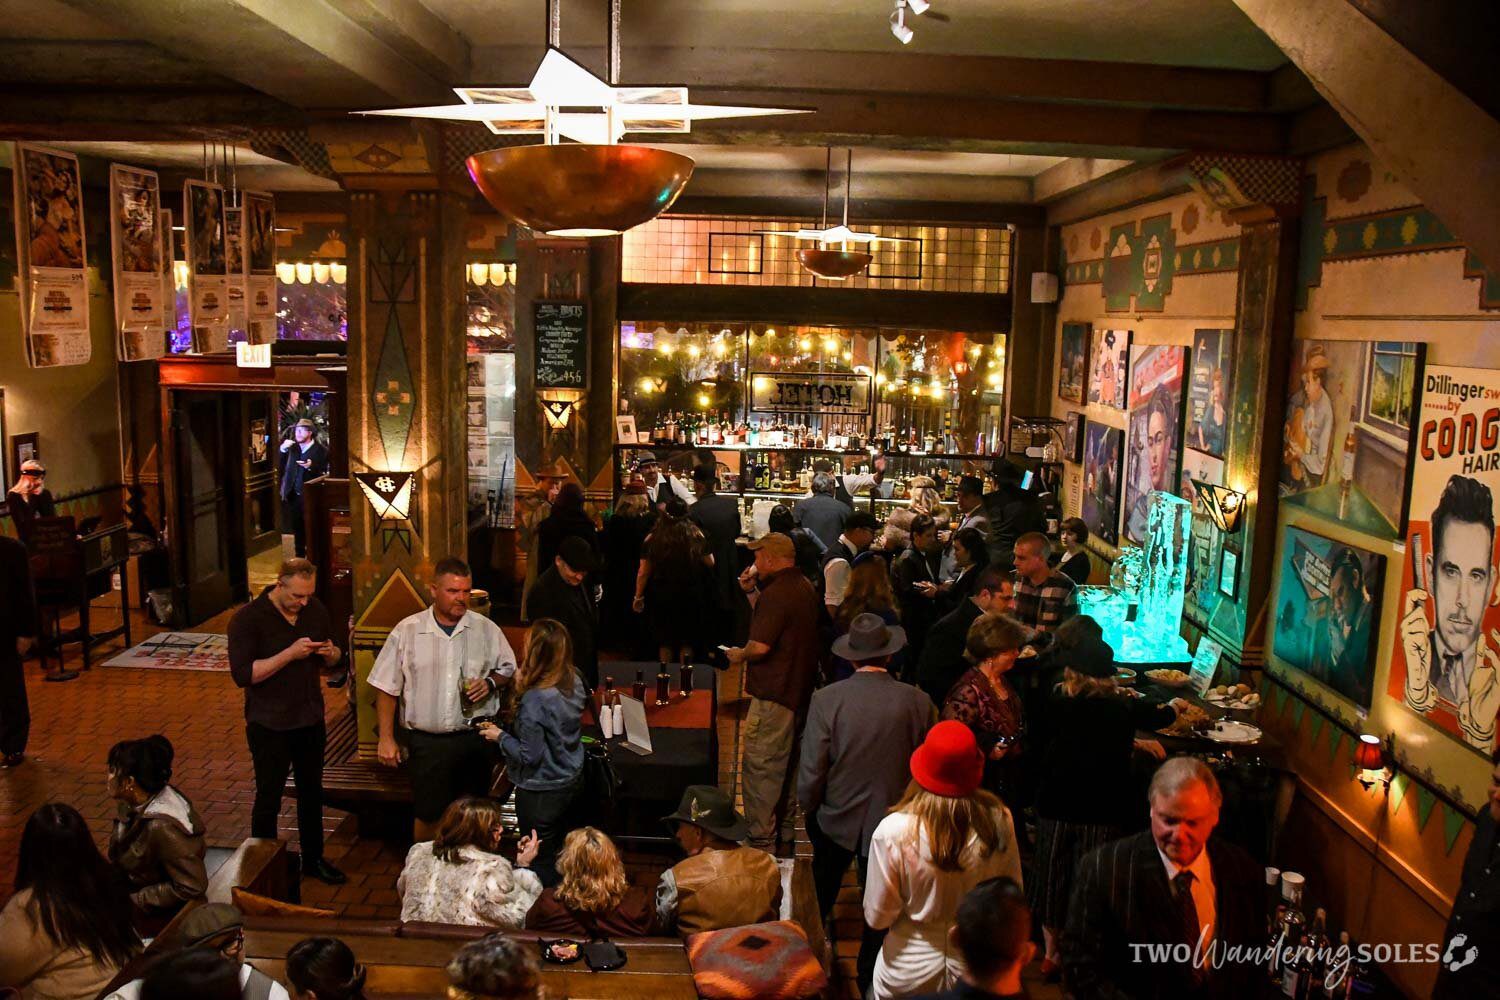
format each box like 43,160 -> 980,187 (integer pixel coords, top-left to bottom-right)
225,206 -> 247,338
1389,365 -> 1500,754
184,179 -> 229,353
108,164 -> 167,361
13,143 -> 90,367
243,190 -> 277,344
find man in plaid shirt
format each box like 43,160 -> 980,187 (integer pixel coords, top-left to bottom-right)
1011,532 -> 1077,632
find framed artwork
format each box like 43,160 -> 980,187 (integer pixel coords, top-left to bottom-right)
1180,448 -> 1226,514
1123,344 -> 1188,544
248,418 -> 268,464
1186,329 -> 1233,458
1064,412 -> 1085,463
1218,544 -> 1240,600
1279,339 -> 1424,539
614,414 -> 638,444
1387,364 -> 1500,754
1088,329 -> 1130,410
10,432 -> 39,478
1058,322 -> 1090,402
1272,525 -> 1386,710
1081,421 -> 1124,547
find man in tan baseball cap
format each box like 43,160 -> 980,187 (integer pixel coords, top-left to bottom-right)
725,529 -> 821,851
6,459 -> 55,547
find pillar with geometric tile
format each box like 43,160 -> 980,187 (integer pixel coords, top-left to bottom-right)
343,176 -> 470,756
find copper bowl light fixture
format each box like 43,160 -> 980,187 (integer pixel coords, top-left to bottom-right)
467,144 -> 695,238
757,150 -> 917,280
360,0 -> 806,238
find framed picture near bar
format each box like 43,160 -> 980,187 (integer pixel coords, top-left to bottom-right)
1064,412 -> 1085,463
1279,338 -> 1424,539
1272,525 -> 1386,710
1186,329 -> 1233,458
1123,344 -> 1187,544
614,415 -> 637,444
108,163 -> 167,362
534,301 -> 589,389
1058,322 -> 1090,402
184,179 -> 229,353
1088,328 -> 1130,410
749,371 -> 873,416
10,432 -> 39,479
14,143 -> 90,368
1081,421 -> 1123,547
1387,364 -> 1500,754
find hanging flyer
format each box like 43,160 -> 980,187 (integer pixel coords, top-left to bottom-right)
184,178 -> 229,353
225,205 -> 247,339
109,163 -> 168,361
13,142 -> 91,367
243,190 -> 277,344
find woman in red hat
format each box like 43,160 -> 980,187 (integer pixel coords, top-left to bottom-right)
863,720 -> 1023,999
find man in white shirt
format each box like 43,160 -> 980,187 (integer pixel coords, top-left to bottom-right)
801,455 -> 889,507
636,452 -> 694,509
369,556 -> 517,840
822,512 -> 880,616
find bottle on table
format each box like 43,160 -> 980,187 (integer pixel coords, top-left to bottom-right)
632,665 -> 648,702
679,651 -> 694,696
655,662 -> 671,706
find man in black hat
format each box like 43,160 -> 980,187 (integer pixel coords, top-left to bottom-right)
941,475 -> 992,580
104,902 -> 289,999
635,452 -> 692,510
688,463 -> 745,643
801,613 -> 934,993
525,534 -> 600,688
654,784 -> 783,935
279,418 -> 329,557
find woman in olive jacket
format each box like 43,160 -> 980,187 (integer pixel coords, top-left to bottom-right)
106,735 -> 208,932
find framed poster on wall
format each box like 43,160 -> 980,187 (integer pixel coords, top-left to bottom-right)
1064,412 -> 1085,463
1082,421 -> 1123,547
1186,329 -> 1233,458
1088,328 -> 1130,410
1058,322 -> 1090,402
1123,344 -> 1188,544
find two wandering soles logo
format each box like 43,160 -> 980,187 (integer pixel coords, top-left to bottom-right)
1129,929 -> 1478,989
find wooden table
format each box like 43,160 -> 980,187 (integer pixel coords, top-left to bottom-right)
244,924 -> 698,999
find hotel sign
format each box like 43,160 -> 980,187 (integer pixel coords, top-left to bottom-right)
750,371 -> 872,415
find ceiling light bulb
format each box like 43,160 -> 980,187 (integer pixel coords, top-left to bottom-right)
890,3 -> 914,44
687,343 -> 701,358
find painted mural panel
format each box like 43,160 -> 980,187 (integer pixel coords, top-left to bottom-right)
1279,338 -> 1423,539
1273,524 -> 1386,711
1186,328 -> 1232,458
1088,328 -> 1129,410
1388,365 -> 1500,754
1123,344 -> 1186,544
1082,422 -> 1123,548
1058,322 -> 1089,403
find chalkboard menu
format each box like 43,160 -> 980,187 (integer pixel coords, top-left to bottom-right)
534,301 -> 589,390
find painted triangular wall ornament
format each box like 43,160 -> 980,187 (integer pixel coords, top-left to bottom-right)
354,471 -> 414,521
542,399 -> 575,429
1443,805 -> 1470,855
1325,722 -> 1342,762
1389,771 -> 1411,814
1414,784 -> 1438,833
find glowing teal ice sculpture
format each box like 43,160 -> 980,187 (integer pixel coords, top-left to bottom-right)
1076,490 -> 1193,664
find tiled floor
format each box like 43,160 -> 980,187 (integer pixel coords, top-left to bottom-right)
1,598 -> 1056,998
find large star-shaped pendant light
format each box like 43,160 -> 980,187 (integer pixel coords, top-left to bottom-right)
361,48 -> 807,146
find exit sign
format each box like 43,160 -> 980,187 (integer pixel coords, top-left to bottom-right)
236,342 -> 272,368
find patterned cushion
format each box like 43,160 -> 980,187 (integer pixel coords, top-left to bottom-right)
685,920 -> 828,1000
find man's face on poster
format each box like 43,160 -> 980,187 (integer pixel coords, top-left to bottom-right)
1430,518 -> 1494,656
1147,411 -> 1169,488
1303,369 -> 1325,403
1330,564 -> 1363,625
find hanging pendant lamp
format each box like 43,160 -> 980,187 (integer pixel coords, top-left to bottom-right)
756,150 -> 916,279
358,0 -> 807,238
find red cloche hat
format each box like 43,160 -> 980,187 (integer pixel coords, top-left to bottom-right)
909,720 -> 985,798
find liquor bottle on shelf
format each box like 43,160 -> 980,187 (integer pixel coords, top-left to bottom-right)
663,411 -> 678,445
1268,904 -> 1289,986
1322,931 -> 1353,998
632,665 -> 647,702
655,662 -> 671,706
1264,867 -> 1282,933
679,651 -> 693,696
1306,909 -> 1330,992
1283,935 -> 1314,999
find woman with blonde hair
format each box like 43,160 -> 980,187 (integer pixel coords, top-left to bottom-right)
831,552 -> 904,680
864,721 -> 1022,998
397,797 -> 542,928
479,620 -> 587,887
525,827 -> 655,937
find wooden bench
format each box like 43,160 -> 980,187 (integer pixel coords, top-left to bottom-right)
291,711 -> 413,835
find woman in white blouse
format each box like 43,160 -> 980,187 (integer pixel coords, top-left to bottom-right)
397,797 -> 543,927
864,720 -> 1024,999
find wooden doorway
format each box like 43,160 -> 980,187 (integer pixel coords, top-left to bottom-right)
171,391 -> 243,625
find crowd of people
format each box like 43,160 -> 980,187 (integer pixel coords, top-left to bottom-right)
21,451 -> 1494,1000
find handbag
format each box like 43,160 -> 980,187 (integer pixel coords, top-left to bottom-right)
577,736 -> 619,823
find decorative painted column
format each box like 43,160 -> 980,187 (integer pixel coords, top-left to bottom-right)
343,178 -> 470,754
1179,155 -> 1303,666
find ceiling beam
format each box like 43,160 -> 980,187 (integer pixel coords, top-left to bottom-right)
685,89 -> 1286,156
469,45 -> 1271,112
0,88 -> 302,140
323,0 -> 470,84
59,0 -> 452,107
1032,157 -> 1142,204
1234,0 -> 1500,271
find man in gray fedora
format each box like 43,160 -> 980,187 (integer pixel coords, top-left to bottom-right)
799,613 -> 936,994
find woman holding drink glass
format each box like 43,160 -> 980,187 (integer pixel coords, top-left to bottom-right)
478,620 -> 588,887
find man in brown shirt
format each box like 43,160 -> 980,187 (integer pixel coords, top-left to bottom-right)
655,785 -> 782,935
724,533 -> 821,850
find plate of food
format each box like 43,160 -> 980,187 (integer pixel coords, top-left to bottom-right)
1144,668 -> 1192,688
540,939 -> 582,964
1204,720 -> 1263,744
1158,702 -> 1212,736
1114,667 -> 1137,686
1205,683 -> 1262,711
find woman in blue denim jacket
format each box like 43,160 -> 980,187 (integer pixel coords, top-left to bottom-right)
479,619 -> 587,886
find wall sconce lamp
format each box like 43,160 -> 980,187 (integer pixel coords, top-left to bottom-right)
1193,481 -> 1247,533
355,471 -> 415,553
542,399 -> 576,429
1354,733 -> 1393,790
